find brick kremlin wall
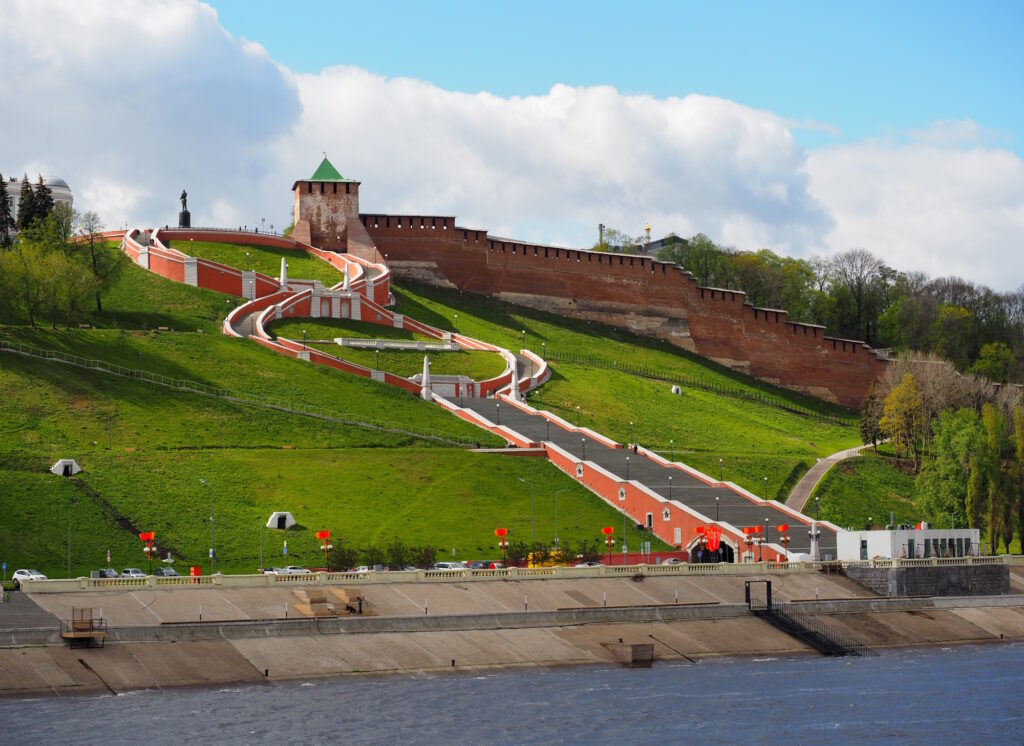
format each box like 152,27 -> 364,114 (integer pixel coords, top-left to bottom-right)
360,214 -> 886,408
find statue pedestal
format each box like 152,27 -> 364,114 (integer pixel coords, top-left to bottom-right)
178,210 -> 191,228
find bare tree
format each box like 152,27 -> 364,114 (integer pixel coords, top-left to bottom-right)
830,248 -> 884,341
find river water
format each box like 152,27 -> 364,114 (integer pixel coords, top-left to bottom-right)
3,643 -> 1022,744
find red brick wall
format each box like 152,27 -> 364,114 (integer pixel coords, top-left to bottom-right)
362,214 -> 885,407
294,181 -> 361,252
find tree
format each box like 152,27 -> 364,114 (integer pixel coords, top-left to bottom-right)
360,544 -> 386,567
15,176 -> 34,230
860,383 -> 884,451
575,538 -> 603,564
33,175 -> 54,222
1015,406 -> 1024,550
530,543 -> 551,567
592,227 -> 638,254
880,373 -> 924,470
408,544 -> 437,569
76,211 -> 124,312
0,173 -> 13,245
504,539 -> 530,567
917,408 -> 985,527
386,536 -> 410,569
966,455 -> 984,530
982,402 -> 1007,554
969,342 -> 1015,382
931,304 -> 975,369
829,248 -> 884,342
328,542 -> 361,572
1,238 -> 48,326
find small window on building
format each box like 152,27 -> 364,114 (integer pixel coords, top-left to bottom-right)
645,513 -> 653,528
662,508 -> 671,521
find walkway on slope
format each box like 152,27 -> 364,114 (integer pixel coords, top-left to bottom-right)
460,396 -> 837,558
786,443 -> 874,514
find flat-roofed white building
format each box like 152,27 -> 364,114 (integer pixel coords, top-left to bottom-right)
837,526 -> 980,561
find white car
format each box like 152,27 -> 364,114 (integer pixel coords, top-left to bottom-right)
662,558 -> 686,566
279,565 -> 311,575
121,568 -> 147,578
12,569 -> 47,588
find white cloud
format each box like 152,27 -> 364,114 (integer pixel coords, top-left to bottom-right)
2,1 -> 1021,292
807,132 -> 1024,291
0,0 -> 299,228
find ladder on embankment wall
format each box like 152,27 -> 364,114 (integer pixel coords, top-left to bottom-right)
746,580 -> 874,657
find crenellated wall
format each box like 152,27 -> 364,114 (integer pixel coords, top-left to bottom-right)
361,214 -> 886,407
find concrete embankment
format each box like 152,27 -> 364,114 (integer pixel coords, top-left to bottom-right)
2,573 -> 1023,697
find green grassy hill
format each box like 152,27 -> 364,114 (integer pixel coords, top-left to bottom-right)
811,450 -> 916,529
393,283 -> 861,501
1,252 -> 873,578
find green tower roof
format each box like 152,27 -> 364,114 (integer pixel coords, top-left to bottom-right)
309,156 -> 351,182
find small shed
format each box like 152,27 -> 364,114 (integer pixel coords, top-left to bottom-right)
267,511 -> 296,530
50,459 -> 82,477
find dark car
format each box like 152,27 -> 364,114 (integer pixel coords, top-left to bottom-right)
152,567 -> 179,577
91,568 -> 118,579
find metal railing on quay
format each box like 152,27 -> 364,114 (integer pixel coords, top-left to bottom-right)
15,555 -> 1022,593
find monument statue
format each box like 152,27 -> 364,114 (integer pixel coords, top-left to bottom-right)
178,189 -> 191,228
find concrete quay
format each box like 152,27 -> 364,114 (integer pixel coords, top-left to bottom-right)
2,572 -> 1023,697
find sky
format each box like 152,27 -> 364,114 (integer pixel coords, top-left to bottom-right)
1,0 -> 1022,291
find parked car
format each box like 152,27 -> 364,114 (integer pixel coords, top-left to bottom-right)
91,568 -> 118,579
279,566 -> 311,575
12,569 -> 46,589
467,560 -> 504,570
572,561 -> 603,568
662,558 -> 685,566
121,568 -> 147,578
431,562 -> 466,571
152,567 -> 179,577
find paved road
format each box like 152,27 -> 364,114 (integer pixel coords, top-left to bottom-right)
460,397 -> 837,558
786,443 -> 875,514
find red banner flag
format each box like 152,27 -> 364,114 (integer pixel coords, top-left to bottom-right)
706,525 -> 722,552
315,530 -> 331,540
494,528 -> 508,537
601,526 -> 614,535
138,531 -> 155,542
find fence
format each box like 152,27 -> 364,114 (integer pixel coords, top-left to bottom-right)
545,351 -> 857,426
0,339 -> 478,447
20,555 -> 1023,593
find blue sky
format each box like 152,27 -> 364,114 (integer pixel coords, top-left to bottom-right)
2,1 -> 1021,289
209,0 -> 1023,155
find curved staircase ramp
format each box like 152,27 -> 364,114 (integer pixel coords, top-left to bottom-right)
120,226 -> 833,559
456,395 -> 837,558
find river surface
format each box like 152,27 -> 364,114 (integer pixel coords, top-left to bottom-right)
3,643 -> 1023,744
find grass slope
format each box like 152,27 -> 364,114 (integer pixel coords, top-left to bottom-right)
5,448 -> 663,578
167,240 -> 343,287
394,283 -> 861,500
812,452 -> 916,529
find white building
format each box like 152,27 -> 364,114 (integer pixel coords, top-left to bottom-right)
837,527 -> 980,561
3,174 -> 73,224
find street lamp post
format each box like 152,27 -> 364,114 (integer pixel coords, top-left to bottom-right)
815,496 -> 820,521
576,405 -> 580,427
541,341 -> 546,359
554,488 -> 569,546
581,438 -> 586,460
453,313 -> 458,331
302,329 -> 307,352
668,475 -> 672,500
496,402 -> 500,425
715,495 -> 720,522
670,439 -> 674,462
629,421 -> 633,444
719,458 -> 723,482
625,455 -> 630,480
763,476 -> 768,501
518,477 -> 536,548
200,478 -> 215,574
521,329 -> 526,350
